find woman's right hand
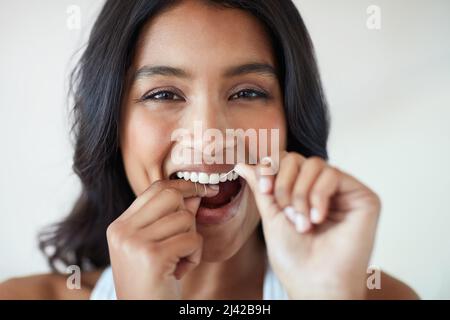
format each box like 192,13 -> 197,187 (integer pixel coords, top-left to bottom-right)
106,179 -> 219,299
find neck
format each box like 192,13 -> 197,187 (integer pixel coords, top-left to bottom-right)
180,229 -> 266,299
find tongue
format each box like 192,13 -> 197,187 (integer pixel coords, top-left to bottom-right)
200,179 -> 241,209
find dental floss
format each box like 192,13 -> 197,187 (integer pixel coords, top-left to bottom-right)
221,167 -> 235,180
194,167 -> 237,192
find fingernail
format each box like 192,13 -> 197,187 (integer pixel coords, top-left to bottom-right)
203,184 -> 219,197
283,206 -> 297,223
261,156 -> 272,166
258,177 -> 272,193
310,207 -> 320,224
295,213 -> 310,233
208,184 -> 219,191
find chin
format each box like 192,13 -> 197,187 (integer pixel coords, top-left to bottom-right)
199,230 -> 247,262
197,186 -> 260,262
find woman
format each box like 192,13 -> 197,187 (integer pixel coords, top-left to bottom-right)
0,0 -> 418,299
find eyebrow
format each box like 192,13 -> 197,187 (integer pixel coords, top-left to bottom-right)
133,65 -> 189,80
132,62 -> 278,82
224,63 -> 278,78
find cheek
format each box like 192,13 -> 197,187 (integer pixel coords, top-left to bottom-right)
233,105 -> 287,155
121,108 -> 173,192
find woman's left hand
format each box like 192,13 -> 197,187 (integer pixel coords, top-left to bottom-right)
234,152 -> 381,299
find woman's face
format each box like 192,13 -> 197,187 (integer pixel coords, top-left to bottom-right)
120,0 -> 286,261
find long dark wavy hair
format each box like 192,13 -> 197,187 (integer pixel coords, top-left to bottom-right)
39,0 -> 329,272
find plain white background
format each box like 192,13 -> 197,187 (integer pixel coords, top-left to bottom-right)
1,0 -> 449,299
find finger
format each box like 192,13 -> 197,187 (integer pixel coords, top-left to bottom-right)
184,197 -> 202,218
125,188 -> 188,229
259,154 -> 281,179
257,157 -> 277,195
234,162 -> 280,220
142,209 -> 196,242
160,232 -> 203,279
309,166 -> 341,224
291,157 -> 326,226
237,156 -> 277,195
119,179 -> 219,221
274,153 -> 302,208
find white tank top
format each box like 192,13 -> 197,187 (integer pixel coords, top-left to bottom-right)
90,261 -> 289,300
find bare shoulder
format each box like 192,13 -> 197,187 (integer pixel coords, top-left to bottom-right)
366,271 -> 419,300
0,270 -> 103,300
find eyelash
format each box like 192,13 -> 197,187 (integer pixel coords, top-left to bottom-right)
229,89 -> 268,100
142,90 -> 183,102
141,88 -> 268,102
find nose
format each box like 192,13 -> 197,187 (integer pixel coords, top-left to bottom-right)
178,95 -> 233,164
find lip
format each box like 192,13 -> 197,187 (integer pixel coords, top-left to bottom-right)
196,177 -> 246,225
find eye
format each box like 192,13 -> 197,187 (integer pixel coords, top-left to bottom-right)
142,90 -> 184,102
229,89 -> 268,100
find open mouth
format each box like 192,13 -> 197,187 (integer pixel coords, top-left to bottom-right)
200,177 -> 242,209
170,171 -> 244,209
170,172 -> 245,224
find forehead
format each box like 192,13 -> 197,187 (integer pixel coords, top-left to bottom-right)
132,0 -> 276,72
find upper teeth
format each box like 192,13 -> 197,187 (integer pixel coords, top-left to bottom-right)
175,171 -> 239,184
